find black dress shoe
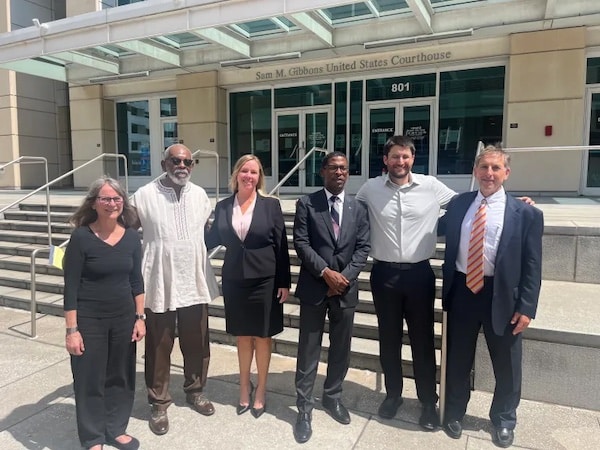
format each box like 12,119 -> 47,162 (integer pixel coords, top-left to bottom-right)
378,395 -> 403,419
419,403 -> 439,431
149,407 -> 169,436
443,420 -> 462,439
493,427 -> 514,448
322,397 -> 351,425
293,412 -> 312,444
106,436 -> 139,450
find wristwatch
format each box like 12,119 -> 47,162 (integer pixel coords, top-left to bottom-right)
66,326 -> 79,335
135,313 -> 147,321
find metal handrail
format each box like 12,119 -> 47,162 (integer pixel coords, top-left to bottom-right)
0,157 -> 51,246
269,146 -> 330,196
28,153 -> 128,338
193,149 -> 220,203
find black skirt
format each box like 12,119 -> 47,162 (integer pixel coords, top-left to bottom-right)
221,276 -> 283,337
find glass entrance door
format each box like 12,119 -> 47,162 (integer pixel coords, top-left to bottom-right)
585,91 -> 600,194
368,101 -> 434,178
276,109 -> 329,192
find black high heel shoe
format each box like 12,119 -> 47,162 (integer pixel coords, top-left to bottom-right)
251,403 -> 266,419
236,381 -> 254,415
251,390 -> 266,419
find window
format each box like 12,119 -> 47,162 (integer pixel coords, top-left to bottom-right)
117,100 -> 150,176
437,66 -> 505,174
230,90 -> 273,175
274,84 -> 332,108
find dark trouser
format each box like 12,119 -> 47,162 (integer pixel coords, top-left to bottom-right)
295,297 -> 355,414
144,303 -> 210,409
445,273 -> 522,429
370,260 -> 438,404
71,314 -> 136,448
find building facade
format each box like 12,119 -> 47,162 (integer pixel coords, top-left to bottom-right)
1,0 -> 600,195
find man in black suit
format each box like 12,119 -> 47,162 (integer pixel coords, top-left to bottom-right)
292,151 -> 370,443
439,145 -> 543,448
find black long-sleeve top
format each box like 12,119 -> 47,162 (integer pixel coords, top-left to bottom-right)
63,226 -> 144,318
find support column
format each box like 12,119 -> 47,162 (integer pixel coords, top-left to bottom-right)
176,71 -> 228,192
505,28 -> 585,193
69,85 -> 116,189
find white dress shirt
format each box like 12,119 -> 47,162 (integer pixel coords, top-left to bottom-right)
356,173 -> 456,263
456,187 -> 506,276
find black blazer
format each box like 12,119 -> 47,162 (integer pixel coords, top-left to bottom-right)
206,194 -> 291,288
293,190 -> 370,308
439,192 -> 544,335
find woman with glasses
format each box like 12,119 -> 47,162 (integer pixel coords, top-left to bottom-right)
206,154 -> 291,419
63,177 -> 145,450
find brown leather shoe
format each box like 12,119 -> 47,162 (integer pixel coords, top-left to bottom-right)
149,406 -> 169,436
186,393 -> 215,416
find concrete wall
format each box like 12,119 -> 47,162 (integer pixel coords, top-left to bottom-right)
474,332 -> 600,411
66,0 -> 96,17
505,28 -> 586,193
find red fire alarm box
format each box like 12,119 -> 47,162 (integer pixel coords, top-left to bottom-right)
545,125 -> 552,136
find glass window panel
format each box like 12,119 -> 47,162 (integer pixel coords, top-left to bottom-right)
160,97 -> 177,117
236,19 -> 281,34
350,80 -> 363,175
587,57 -> 600,84
229,90 -> 273,176
116,100 -> 151,176
278,114 -> 300,187
321,3 -> 373,21
403,105 -> 431,174
334,82 -> 348,154
437,66 -> 505,175
366,74 -> 436,101
274,84 -> 332,108
372,0 -> 409,13
305,112 -> 328,187
587,93 -> 600,187
369,108 -> 396,178
276,17 -> 296,27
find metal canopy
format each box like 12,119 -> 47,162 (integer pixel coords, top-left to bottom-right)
0,0 -> 599,84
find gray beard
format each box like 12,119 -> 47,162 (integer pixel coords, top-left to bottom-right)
166,172 -> 189,186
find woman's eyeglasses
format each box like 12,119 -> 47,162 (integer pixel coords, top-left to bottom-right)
97,196 -> 124,205
169,157 -> 194,167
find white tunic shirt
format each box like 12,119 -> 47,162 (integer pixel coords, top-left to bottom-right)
131,178 -> 219,312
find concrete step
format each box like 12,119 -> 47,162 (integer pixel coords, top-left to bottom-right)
0,219 -> 74,235
0,253 -> 62,276
0,229 -> 71,246
209,315 -> 443,377
3,210 -> 72,223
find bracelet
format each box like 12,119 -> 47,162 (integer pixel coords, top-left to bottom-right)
135,313 -> 146,321
66,326 -> 79,335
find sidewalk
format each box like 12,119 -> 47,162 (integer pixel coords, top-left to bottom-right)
0,308 -> 598,450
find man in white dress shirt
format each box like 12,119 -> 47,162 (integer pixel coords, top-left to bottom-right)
356,135 -> 456,430
132,144 -> 218,435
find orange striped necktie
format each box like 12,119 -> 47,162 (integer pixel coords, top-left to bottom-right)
466,199 -> 487,294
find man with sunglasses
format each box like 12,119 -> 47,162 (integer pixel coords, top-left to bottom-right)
131,144 -> 219,436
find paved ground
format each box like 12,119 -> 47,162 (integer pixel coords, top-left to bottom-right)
0,308 -> 598,450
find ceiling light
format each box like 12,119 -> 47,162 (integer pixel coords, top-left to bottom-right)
89,71 -> 150,84
220,52 -> 301,68
364,29 -> 474,49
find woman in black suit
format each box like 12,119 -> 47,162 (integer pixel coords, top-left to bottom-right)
206,154 -> 291,418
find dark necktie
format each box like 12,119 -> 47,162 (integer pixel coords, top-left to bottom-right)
330,195 -> 340,239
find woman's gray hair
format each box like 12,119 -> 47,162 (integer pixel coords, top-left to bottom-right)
69,176 -> 137,228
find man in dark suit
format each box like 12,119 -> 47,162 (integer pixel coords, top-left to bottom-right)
292,151 -> 370,443
439,145 -> 543,448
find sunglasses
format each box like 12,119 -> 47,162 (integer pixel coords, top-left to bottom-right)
169,157 -> 194,167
